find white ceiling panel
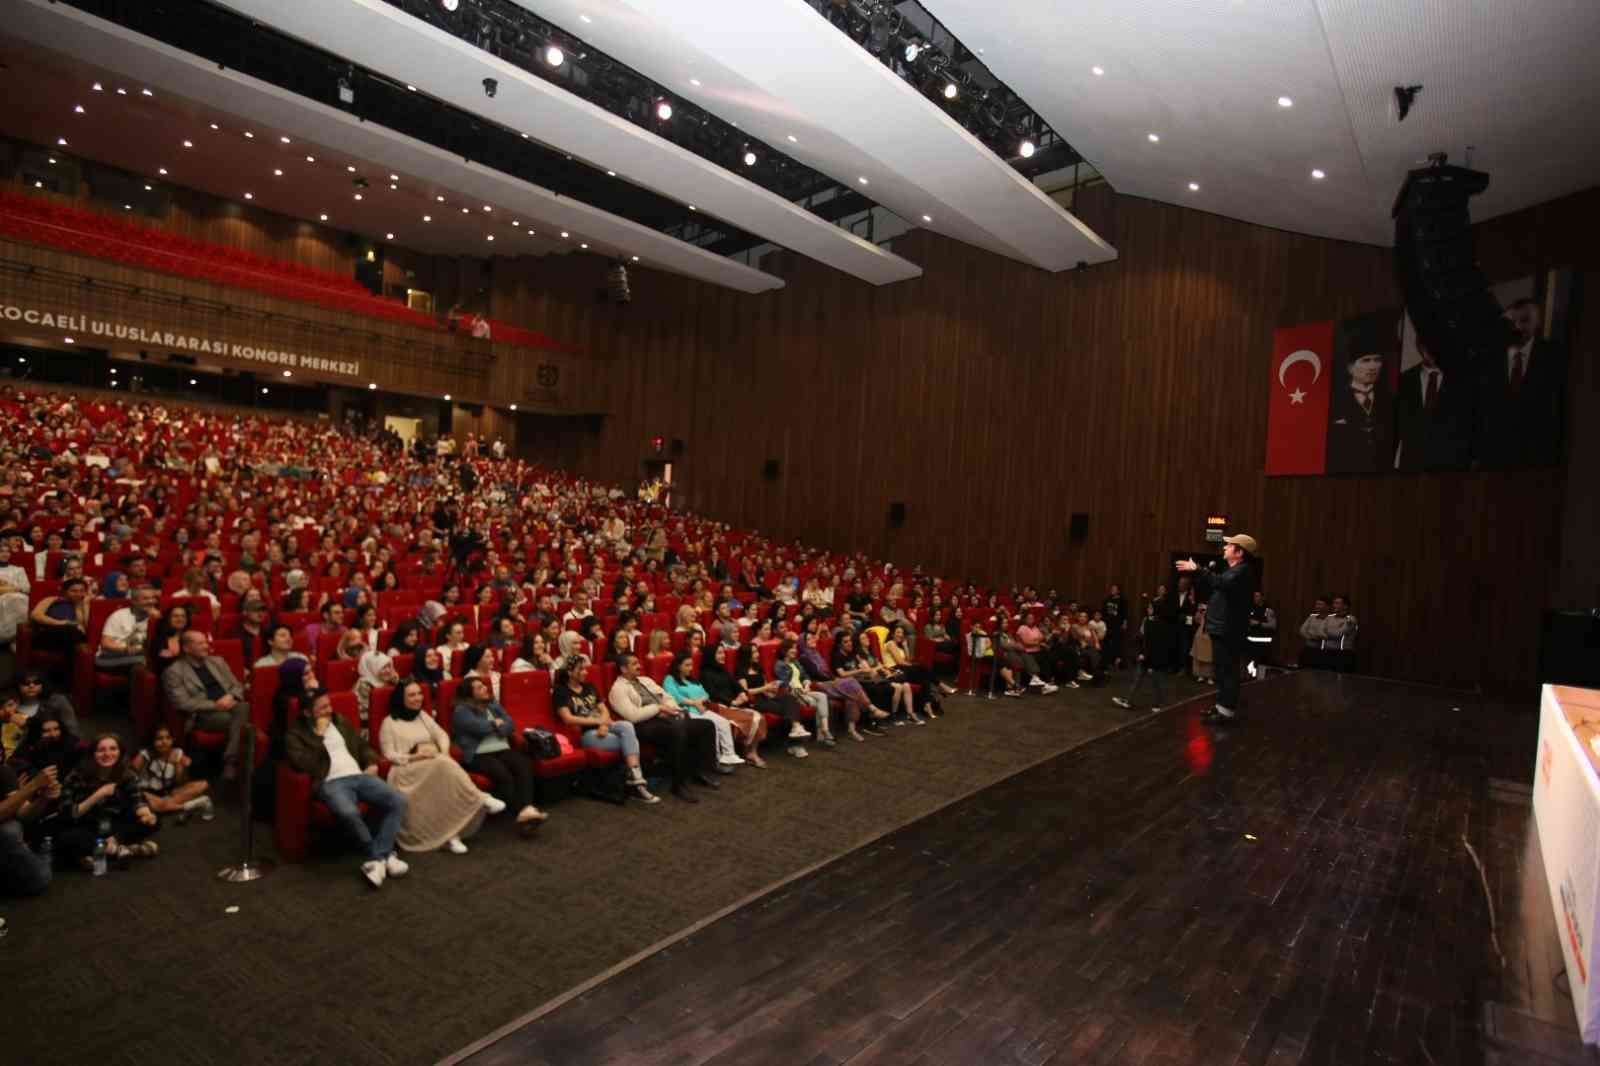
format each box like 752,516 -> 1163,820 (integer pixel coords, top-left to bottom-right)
931,0 -> 1600,246
515,0 -> 1117,272
210,0 -> 921,286
6,0 -> 785,292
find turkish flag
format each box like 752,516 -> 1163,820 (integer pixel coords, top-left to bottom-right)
1265,321 -> 1334,475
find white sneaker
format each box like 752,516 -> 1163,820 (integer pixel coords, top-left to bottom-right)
1214,705 -> 1236,719
718,754 -> 747,766
1040,683 -> 1059,695
1112,697 -> 1132,709
446,837 -> 469,855
787,723 -> 812,739
191,796 -> 216,821
481,793 -> 507,815
629,782 -> 661,804
362,860 -> 386,888
1077,670 -> 1094,682
385,854 -> 410,878
787,745 -> 809,758
1027,676 -> 1045,688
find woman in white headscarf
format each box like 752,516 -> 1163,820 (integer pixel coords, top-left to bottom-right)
355,650 -> 401,722
378,680 -> 501,854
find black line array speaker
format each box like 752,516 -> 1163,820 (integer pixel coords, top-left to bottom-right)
1069,513 -> 1090,543
1392,161 -> 1514,373
762,459 -> 780,480
888,502 -> 907,527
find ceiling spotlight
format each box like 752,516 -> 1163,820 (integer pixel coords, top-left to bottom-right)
260,387 -> 269,394
385,232 -> 394,239
579,13 -> 591,23
319,213 -> 328,221
922,214 -> 932,223
943,83 -> 958,100
580,242 -> 588,249
1187,181 -> 1200,191
141,88 -> 153,97
282,369 -> 292,377
1091,66 -> 1105,76
512,220 -> 520,227
560,231 -> 569,238
743,150 -> 757,166
443,393 -> 452,401
280,135 -> 291,143
406,84 -> 416,92
347,165 -> 357,173
441,0 -> 458,9
858,176 -> 869,185
486,235 -> 495,241
510,403 -> 519,411
655,99 -> 673,121
461,207 -> 469,213
143,184 -> 152,191
243,192 -> 254,200
116,88 -> 127,96
630,255 -> 639,261
57,138 -> 68,146
389,173 -> 399,181
436,194 -> 445,202
354,193 -> 363,201
1019,139 -> 1035,158
33,181 -> 41,188
210,123 -> 219,130
92,82 -> 103,91
74,105 -> 85,114
423,215 -> 432,222
243,131 -> 254,139
368,382 -> 378,390
123,204 -> 132,210
306,155 -> 316,162
189,379 -> 197,386
273,168 -> 284,176
787,134 -> 798,143
687,205 -> 696,212
606,170 -> 616,177
182,140 -> 192,148
1147,132 -> 1160,142
158,167 -> 168,175
482,205 -> 492,212
389,184 -> 397,191
64,337 -> 75,345
1311,168 -> 1326,180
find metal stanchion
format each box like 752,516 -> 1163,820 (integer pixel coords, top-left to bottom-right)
216,722 -> 274,883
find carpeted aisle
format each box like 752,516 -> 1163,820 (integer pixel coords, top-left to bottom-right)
2,675 -> 1208,1066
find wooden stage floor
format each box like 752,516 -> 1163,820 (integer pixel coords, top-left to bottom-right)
451,672 -> 1593,1066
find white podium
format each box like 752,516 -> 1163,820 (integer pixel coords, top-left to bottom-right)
1532,684 -> 1600,1043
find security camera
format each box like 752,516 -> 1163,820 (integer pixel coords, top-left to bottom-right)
482,77 -> 498,99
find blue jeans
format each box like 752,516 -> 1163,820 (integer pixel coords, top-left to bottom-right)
0,820 -> 50,896
579,720 -> 639,759
318,773 -> 407,862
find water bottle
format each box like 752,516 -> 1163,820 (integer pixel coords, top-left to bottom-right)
92,837 -> 107,877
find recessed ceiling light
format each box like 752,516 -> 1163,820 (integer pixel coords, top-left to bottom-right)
347,165 -> 357,173
406,84 -> 417,92
368,382 -> 378,390
943,83 -> 958,99
243,131 -> 254,139
606,170 -> 616,177
243,192 -> 253,200
687,205 -> 696,211
92,82 -> 103,91
858,176 -> 869,185
389,173 -> 399,181
64,337 -> 74,344
282,369 -> 292,377
1187,181 -> 1200,191
144,184 -> 152,191
579,14 -> 591,23
182,140 -> 192,148
560,231 -> 569,238
656,100 -> 673,121
922,214 -> 932,222
787,134 -> 798,143
385,232 -> 394,239
34,181 -> 42,188
189,379 -> 197,386
389,184 -> 398,191
461,207 -> 469,214
74,105 -> 85,114
436,195 -> 446,202
486,235 -> 495,241
260,387 -> 269,394
158,167 -> 168,175
124,204 -> 132,210
1091,66 -> 1104,76
689,78 -> 701,87
210,123 -> 219,130
482,205 -> 492,212
141,89 -> 153,97
280,135 -> 291,143
47,158 -> 55,164
57,138 -> 68,146
116,87 -> 127,96
273,168 -> 284,176
1277,96 -> 1293,108
443,393 -> 452,401
1147,133 -> 1160,142
743,151 -> 757,166
1019,139 -> 1036,158
319,213 -> 328,221
354,193 -> 363,201
545,45 -> 565,67
512,220 -> 520,226
423,215 -> 432,222
306,155 -> 315,162
630,255 -> 639,261
1311,168 -> 1326,180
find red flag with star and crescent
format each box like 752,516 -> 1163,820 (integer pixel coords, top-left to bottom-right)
1265,321 -> 1334,475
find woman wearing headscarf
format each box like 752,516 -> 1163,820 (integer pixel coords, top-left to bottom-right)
100,570 -> 129,600
355,650 -> 400,722
378,681 -> 502,854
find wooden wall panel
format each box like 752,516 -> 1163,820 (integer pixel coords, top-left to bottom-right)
485,184 -> 1598,691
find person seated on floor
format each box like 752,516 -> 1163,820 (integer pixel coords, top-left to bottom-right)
253,623 -> 308,670
6,670 -> 81,759
609,652 -> 721,801
553,658 -> 658,802
379,681 -> 504,856
662,651 -> 746,772
774,639 -> 835,745
93,583 -> 157,677
130,724 -> 214,823
0,760 -> 55,896
57,732 -> 159,869
7,711 -> 82,779
284,688 -> 409,889
163,630 -> 248,778
695,643 -> 770,767
450,675 -> 547,834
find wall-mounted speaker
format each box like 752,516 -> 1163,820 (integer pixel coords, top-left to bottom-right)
762,459 -> 781,480
888,502 -> 907,527
1069,513 -> 1090,543
1393,161 -> 1513,373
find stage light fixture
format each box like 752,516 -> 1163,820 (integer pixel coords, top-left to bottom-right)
743,150 -> 757,166
904,41 -> 923,62
1019,139 -> 1035,158
656,99 -> 673,121
441,0 -> 458,11
943,83 -> 958,100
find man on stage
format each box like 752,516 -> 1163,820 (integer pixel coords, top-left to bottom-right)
1176,534 -> 1258,723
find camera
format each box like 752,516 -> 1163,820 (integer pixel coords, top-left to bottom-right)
482,77 -> 498,99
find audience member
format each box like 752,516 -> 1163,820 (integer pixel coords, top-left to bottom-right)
379,681 -> 503,854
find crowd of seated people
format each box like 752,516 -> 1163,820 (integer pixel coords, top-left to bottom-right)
0,383 -> 1196,896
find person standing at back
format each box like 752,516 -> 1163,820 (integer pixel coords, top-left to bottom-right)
1177,534 -> 1258,723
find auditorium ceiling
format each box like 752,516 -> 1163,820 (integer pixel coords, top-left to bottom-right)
929,0 -> 1600,246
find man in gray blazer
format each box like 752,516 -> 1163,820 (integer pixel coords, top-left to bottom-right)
163,629 -> 247,774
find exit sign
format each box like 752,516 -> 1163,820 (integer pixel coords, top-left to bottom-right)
1204,515 -> 1228,543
